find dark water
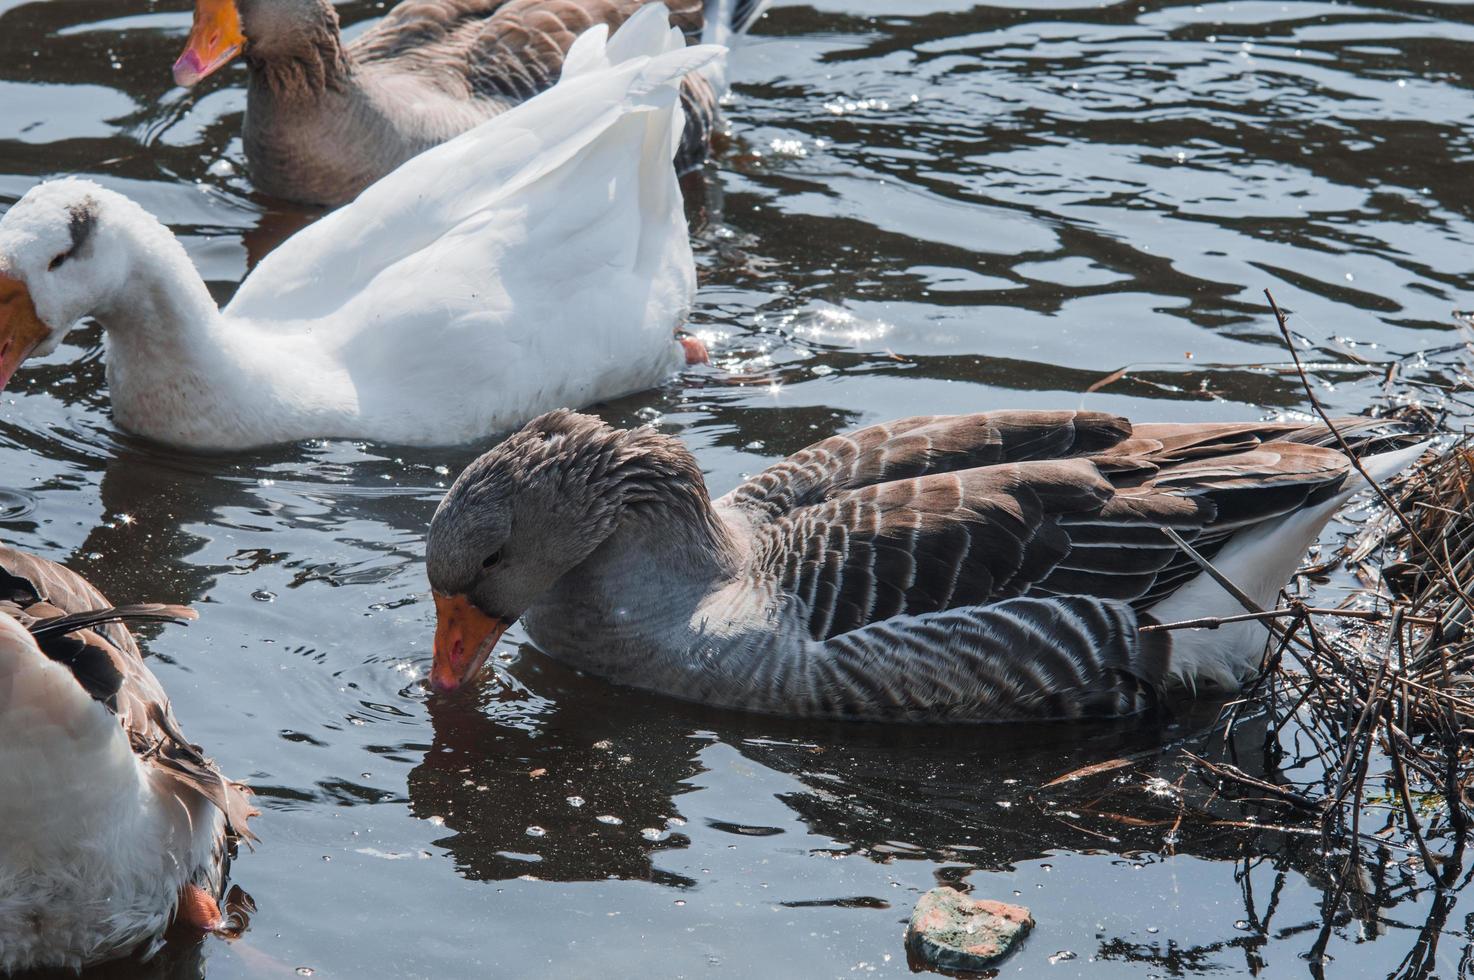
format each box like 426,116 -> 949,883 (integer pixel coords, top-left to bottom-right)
2,0 -> 1473,976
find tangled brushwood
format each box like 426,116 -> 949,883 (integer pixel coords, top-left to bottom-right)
1172,295 -> 1474,882
1035,299 -> 1474,975
1205,430 -> 1474,878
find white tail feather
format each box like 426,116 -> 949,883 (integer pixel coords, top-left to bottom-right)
228,9 -> 721,324
0,616 -> 142,854
1153,440 -> 1429,692
1353,438 -> 1432,488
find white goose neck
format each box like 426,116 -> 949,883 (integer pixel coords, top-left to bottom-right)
81,199 -> 267,448
91,206 -> 221,354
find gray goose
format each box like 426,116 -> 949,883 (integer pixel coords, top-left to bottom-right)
0,546 -> 256,972
424,410 -> 1424,722
173,0 -> 766,206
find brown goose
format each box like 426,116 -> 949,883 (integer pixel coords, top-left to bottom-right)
424,409 -> 1424,721
0,546 -> 256,972
173,0 -> 766,206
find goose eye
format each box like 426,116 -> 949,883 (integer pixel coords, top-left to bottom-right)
48,251 -> 71,271
482,551 -> 502,570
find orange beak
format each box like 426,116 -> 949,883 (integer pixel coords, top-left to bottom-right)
173,0 -> 245,87
0,274 -> 48,391
431,593 -> 510,693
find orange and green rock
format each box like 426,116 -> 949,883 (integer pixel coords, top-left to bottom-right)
905,888 -> 1033,972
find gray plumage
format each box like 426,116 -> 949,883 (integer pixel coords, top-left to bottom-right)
227,0 -> 748,205
426,410 -> 1421,722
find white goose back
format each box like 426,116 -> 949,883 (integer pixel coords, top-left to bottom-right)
209,7 -> 720,446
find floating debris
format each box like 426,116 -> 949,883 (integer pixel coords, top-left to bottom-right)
905,888 -> 1033,973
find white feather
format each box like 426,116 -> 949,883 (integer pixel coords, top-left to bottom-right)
0,616 -> 222,972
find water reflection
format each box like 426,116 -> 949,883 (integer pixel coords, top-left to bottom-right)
14,944 -> 210,980
412,664 -> 1260,881
408,654 -> 1472,975
413,661 -> 707,885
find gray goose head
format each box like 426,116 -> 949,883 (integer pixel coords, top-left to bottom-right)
174,0 -> 341,88
426,410 -> 723,693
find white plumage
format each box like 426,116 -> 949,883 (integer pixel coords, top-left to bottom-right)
0,618 -> 218,972
1152,438 -> 1429,691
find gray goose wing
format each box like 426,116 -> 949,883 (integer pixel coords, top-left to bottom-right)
355,0 -> 703,77
746,416 -> 1379,637
351,0 -> 716,168
784,596 -> 1164,721
737,420 -> 1383,720
748,457 -> 1216,642
720,411 -> 1135,525
0,546 -> 257,842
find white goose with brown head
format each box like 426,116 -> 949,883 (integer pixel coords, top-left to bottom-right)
0,546 -> 255,972
425,409 -> 1424,721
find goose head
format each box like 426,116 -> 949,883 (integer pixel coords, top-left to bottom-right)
425,412 -> 644,693
0,181 -> 123,391
174,0 -> 336,87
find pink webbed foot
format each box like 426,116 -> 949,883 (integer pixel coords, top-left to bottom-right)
176,883 -> 223,933
680,336 -> 710,365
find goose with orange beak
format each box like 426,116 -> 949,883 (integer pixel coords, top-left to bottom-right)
0,195 -> 107,393
422,411 -> 658,695
423,409 -> 1429,719
166,0 -> 768,206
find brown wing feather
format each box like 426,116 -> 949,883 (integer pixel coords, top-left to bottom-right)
722,411 -> 1135,525
0,546 -> 257,843
748,418 -> 1407,643
754,459 -> 1134,640
351,0 -> 714,167
355,0 -> 703,67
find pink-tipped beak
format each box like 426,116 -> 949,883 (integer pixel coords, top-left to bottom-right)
431,593 -> 511,693
173,0 -> 245,87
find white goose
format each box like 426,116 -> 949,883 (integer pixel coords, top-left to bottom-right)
0,545 -> 255,972
425,410 -> 1425,720
0,6 -> 716,451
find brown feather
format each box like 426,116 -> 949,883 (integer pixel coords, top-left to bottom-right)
726,412 -> 1420,646
245,0 -> 721,203
0,545 -> 257,843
